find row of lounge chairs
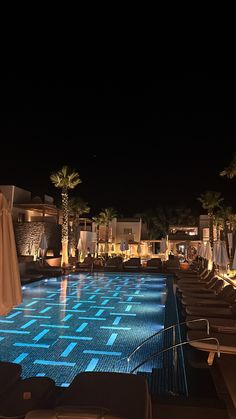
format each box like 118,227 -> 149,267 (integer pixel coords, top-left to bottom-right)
20,261 -> 63,283
77,256 -> 163,272
0,362 -> 152,419
175,265 -> 236,363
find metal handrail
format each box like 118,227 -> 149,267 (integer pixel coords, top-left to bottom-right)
130,337 -> 220,374
113,318 -> 209,370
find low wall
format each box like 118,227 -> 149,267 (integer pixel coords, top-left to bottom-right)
14,221 -> 61,257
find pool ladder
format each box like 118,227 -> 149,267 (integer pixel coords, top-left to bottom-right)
114,318 -> 220,395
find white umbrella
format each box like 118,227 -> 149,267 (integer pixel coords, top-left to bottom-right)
77,238 -> 83,251
39,233 -> 48,259
160,238 -> 168,253
204,241 -> 212,260
124,240 -> 129,251
196,243 -> 201,256
77,237 -> 86,260
212,241 -> 220,263
232,246 -> 236,270
204,241 -> 213,271
228,233 -> 233,258
198,242 -> 205,258
137,243 -> 141,254
120,241 -> 126,252
0,192 -> 22,316
215,241 -> 229,268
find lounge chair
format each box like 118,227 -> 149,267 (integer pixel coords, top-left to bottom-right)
144,258 -> 162,272
187,330 -> 236,361
180,284 -> 236,300
181,284 -> 236,308
185,303 -> 236,319
0,362 -> 22,401
105,256 -> 123,270
0,377 -> 56,418
177,270 -> 215,287
56,372 -> 152,419
24,261 -> 63,278
177,276 -> 223,294
78,256 -> 94,269
123,257 -> 141,271
186,315 -> 236,332
163,257 -> 180,272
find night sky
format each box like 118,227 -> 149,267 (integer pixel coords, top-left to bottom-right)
0,72 -> 236,216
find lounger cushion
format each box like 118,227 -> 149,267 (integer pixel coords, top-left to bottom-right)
58,372 -> 151,419
187,330 -> 236,354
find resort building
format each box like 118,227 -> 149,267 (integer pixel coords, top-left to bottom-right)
0,185 -> 61,259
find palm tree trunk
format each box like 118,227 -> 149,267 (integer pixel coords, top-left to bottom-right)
223,220 -> 230,258
105,223 -> 109,260
61,187 -> 69,266
96,226 -> 99,258
70,216 -> 80,259
209,211 -> 214,247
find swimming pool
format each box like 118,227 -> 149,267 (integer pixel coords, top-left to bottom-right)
0,272 -> 186,393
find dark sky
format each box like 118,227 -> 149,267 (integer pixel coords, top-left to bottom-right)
0,72 -> 236,216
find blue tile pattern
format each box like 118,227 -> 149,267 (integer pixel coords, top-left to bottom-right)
0,273 -> 168,386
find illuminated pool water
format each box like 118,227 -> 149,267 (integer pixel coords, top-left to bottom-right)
0,272 -> 170,387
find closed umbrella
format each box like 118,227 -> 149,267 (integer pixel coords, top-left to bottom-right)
215,241 -> 229,268
77,237 -> 86,260
137,243 -> 141,254
196,243 -> 201,256
0,192 -> 22,316
204,241 -> 213,271
204,241 -> 212,260
228,233 -> 233,258
160,238 -> 168,253
124,240 -> 129,251
120,241 -> 126,252
198,242 -> 205,258
232,246 -> 236,270
39,233 -> 48,259
212,241 -> 220,263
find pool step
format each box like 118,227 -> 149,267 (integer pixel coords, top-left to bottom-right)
138,367 -> 186,397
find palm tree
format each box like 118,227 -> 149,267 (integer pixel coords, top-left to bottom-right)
50,166 -> 81,266
141,208 -> 169,239
220,152 -> 236,178
173,207 -> 197,226
98,207 -> 117,259
92,215 -> 104,258
197,191 -> 224,247
68,197 -> 90,258
215,206 -> 233,256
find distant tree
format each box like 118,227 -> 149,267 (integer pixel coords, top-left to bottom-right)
220,152 -> 236,178
68,197 -> 90,258
98,208 -> 117,259
172,207 -> 197,226
197,191 -> 224,247
92,215 -> 105,258
141,207 -> 197,240
50,166 -> 81,266
215,206 -> 234,256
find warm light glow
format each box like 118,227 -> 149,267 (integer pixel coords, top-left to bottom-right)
61,240 -> 68,266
